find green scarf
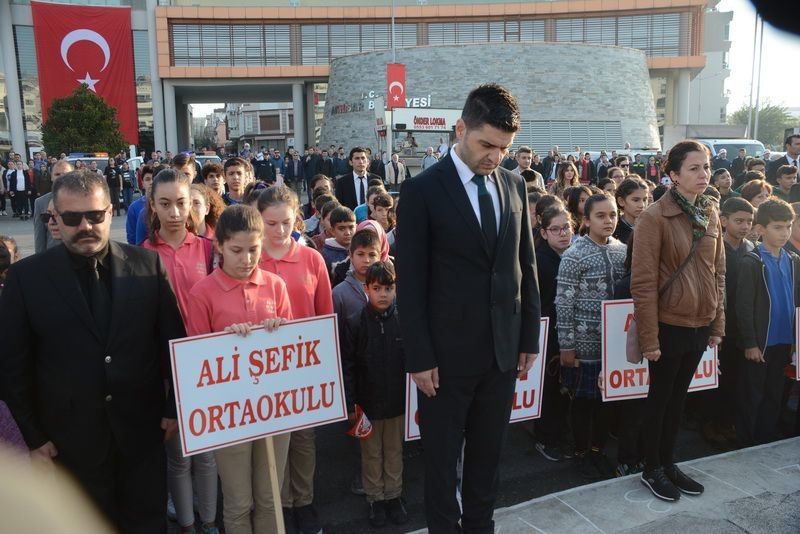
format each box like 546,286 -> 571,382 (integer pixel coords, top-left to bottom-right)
670,188 -> 713,241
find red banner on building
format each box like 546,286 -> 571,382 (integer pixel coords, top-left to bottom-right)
32,1 -> 139,144
386,64 -> 406,110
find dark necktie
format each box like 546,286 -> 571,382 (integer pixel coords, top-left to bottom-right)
88,257 -> 111,337
471,175 -> 497,253
358,176 -> 366,205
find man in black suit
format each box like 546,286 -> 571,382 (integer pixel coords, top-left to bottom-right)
284,151 -> 305,186
767,134 -> 800,184
397,84 -> 540,533
0,170 -> 185,533
334,146 -> 380,210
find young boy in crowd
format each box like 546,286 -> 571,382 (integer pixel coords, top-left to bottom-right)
322,206 -> 357,277
333,229 -> 381,326
355,183 -> 386,224
304,191 -> 335,237
772,165 -> 798,202
342,262 -> 408,528
222,157 -> 249,205
202,162 -> 225,196
736,199 -> 800,446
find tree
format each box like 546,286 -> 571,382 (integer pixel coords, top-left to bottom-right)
727,102 -> 797,148
41,84 -> 128,155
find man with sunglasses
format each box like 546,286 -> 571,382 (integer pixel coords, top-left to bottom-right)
0,170 -> 185,534
615,155 -> 631,178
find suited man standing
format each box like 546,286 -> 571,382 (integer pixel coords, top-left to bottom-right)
384,152 -> 406,191
397,84 -> 540,533
284,151 -> 305,186
334,146 -> 380,210
767,134 -> 800,184
0,170 -> 186,533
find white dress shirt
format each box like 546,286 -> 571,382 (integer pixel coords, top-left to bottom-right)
450,145 -> 500,231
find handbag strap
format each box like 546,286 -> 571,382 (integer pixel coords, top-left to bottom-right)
658,238 -> 700,297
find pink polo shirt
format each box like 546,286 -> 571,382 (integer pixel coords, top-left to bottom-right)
185,267 -> 292,336
142,230 -> 209,321
259,239 -> 333,320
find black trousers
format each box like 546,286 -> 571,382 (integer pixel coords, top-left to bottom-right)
643,323 -> 707,469
59,437 -> 167,534
737,343 -> 792,446
418,364 -> 517,534
616,398 -> 645,466
11,192 -> 28,215
534,356 -> 568,447
571,397 -> 609,454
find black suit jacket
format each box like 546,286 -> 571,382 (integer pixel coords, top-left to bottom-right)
285,159 -> 304,183
335,172 -> 381,210
396,153 -> 541,376
0,242 -> 185,465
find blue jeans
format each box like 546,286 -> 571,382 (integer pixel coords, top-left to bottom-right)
122,188 -> 134,210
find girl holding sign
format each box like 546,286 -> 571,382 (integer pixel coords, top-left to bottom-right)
631,140 -> 724,503
556,194 -> 627,479
257,186 -> 333,534
142,169 -> 220,534
185,205 -> 292,534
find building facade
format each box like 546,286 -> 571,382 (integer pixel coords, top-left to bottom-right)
0,0 -> 730,156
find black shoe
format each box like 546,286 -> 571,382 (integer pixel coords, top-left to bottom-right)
641,467 -> 681,502
589,450 -> 615,479
534,442 -> 563,462
385,497 -> 408,525
294,504 -> 322,534
368,500 -> 387,528
665,464 -> 704,495
577,453 -> 601,480
283,507 -> 297,533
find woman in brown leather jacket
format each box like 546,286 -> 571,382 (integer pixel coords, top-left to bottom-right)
630,140 -> 725,503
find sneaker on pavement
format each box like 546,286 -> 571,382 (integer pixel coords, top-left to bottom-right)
385,497 -> 408,525
641,467 -> 681,502
368,500 -> 387,528
665,464 -> 704,495
534,442 -> 563,462
615,462 -> 638,477
294,504 -> 323,534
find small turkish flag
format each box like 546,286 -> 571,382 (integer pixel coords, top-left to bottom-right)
32,1 -> 139,144
346,404 -> 374,440
386,64 -> 406,111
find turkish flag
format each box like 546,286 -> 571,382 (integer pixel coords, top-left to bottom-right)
386,64 -> 406,111
32,1 -> 139,144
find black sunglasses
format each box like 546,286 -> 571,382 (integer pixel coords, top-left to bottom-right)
39,212 -> 54,224
57,207 -> 110,227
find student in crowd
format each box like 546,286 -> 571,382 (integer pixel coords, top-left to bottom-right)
355,183 -> 386,224
369,191 -> 395,236
305,192 -> 336,238
772,165 -> 798,202
612,178 -> 649,245
190,183 -> 224,240
222,157 -> 249,205
342,261 -> 408,527
532,195 -> 565,246
607,166 -> 626,188
172,153 -> 198,183
302,174 -> 333,221
533,205 -> 574,462
597,177 -> 616,196
0,235 -> 18,263
736,199 -> 800,446
556,194 -> 627,479
312,199 -> 341,252
565,186 -> 591,234
734,158 -> 767,190
321,206 -> 357,277
256,186 -> 333,534
202,162 -> 226,197
141,169 -> 219,534
631,140 -> 725,502
184,205 -> 292,534
127,164 -> 159,245
549,161 -> 580,198
740,178 -> 773,208
711,168 -> 740,206
332,220 -> 392,289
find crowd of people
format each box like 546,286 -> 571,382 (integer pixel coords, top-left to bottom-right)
1,95 -> 800,533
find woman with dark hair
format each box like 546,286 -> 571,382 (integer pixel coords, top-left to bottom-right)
566,185 -> 592,234
631,140 -> 725,502
549,161 -> 580,198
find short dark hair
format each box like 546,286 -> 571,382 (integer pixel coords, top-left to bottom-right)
784,134 -> 800,149
365,261 -> 396,286
349,228 -> 381,253
755,198 -> 795,226
721,196 -> 755,216
652,184 -> 669,202
314,193 -> 336,213
614,178 -> 648,201
202,162 -> 223,179
309,174 -> 331,191
224,157 -> 248,172
349,147 -> 368,161
329,206 -> 356,226
746,158 -> 766,170
461,83 -> 520,133
53,169 -> 110,208
215,204 -> 263,244
777,165 -> 798,178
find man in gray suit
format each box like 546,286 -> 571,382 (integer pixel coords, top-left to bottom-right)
33,159 -> 74,253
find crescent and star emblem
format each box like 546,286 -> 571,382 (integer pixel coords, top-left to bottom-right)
388,81 -> 404,103
60,29 -> 111,93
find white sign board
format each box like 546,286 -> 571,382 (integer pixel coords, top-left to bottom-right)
170,314 -> 347,456
405,318 -> 549,441
601,300 -> 718,402
392,108 -> 462,132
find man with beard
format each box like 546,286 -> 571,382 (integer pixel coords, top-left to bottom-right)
0,170 -> 185,533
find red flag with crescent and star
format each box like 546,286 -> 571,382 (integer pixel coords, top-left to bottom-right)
386,63 -> 406,111
31,1 -> 139,144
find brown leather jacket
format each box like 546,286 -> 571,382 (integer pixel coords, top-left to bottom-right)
630,192 -> 725,353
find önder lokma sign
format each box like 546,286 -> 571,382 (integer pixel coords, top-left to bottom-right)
170,315 -> 346,456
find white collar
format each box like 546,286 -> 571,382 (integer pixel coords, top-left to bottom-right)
451,144 -> 496,186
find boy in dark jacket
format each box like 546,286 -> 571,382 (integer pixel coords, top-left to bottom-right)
343,261 -> 408,528
736,199 -> 800,446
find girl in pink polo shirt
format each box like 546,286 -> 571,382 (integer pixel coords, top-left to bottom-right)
185,204 -> 292,534
256,185 -> 333,533
142,168 -> 219,534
